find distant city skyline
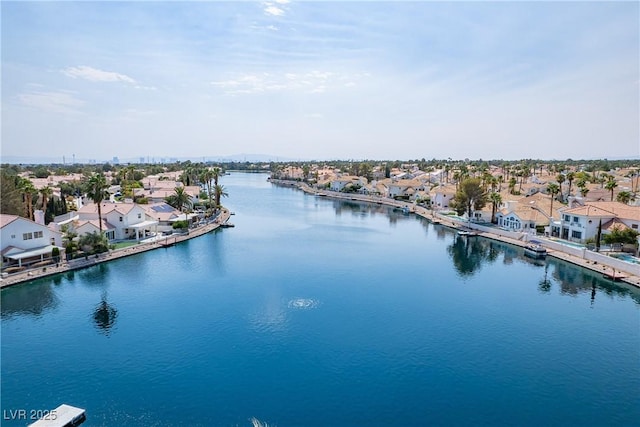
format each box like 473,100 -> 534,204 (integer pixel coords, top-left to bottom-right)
2,1 -> 639,162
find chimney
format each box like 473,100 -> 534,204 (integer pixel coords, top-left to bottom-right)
34,210 -> 45,225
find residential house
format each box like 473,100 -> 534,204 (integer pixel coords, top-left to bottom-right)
76,202 -> 158,240
557,201 -> 640,242
329,176 -> 367,192
1,214 -> 63,268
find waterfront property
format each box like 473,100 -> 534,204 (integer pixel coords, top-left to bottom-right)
0,214 -> 63,269
2,172 -> 639,426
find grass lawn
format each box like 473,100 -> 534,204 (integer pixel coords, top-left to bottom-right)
113,241 -> 138,250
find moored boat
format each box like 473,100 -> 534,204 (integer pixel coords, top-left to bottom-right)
524,244 -> 547,259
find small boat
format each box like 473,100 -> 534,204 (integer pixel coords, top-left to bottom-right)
524,244 -> 547,259
401,206 -> 410,214
29,404 -> 86,427
221,222 -> 235,228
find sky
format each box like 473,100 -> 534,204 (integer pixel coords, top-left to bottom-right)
2,0 -> 639,162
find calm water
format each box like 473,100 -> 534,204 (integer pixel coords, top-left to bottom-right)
2,173 -> 639,427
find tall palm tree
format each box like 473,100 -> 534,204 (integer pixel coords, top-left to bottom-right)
201,168 -> 214,209
556,173 -> 566,200
489,192 -> 502,224
547,182 -> 560,219
86,173 -> 110,233
566,172 -> 575,196
18,178 -> 38,220
213,184 -> 228,208
605,178 -> 618,201
212,167 -> 222,187
39,185 -> 53,210
508,177 -> 517,195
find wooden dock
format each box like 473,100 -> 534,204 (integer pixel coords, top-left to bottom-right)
29,404 -> 85,427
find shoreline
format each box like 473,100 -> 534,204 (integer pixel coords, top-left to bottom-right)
271,179 -> 640,290
0,208 -> 232,289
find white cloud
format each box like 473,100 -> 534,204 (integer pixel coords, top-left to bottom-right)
305,113 -> 323,119
210,71 -> 367,95
264,5 -> 285,16
17,90 -> 85,114
267,25 -> 279,31
62,65 -> 136,83
274,0 -> 290,4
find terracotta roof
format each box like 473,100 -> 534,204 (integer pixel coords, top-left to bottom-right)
601,218 -> 630,232
584,201 -> 640,221
561,204 -> 617,218
78,202 -> 137,215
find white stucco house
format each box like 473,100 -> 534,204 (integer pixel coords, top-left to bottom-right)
1,214 -> 63,268
557,202 -> 640,243
75,202 -> 158,241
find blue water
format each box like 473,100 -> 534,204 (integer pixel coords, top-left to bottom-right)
2,173 -> 639,426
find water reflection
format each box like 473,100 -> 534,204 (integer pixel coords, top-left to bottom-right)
92,291 -> 118,336
330,200 -> 411,226
79,263 -> 111,288
538,264 -> 552,293
447,236 -> 497,277
548,259 -> 640,304
1,280 -> 59,318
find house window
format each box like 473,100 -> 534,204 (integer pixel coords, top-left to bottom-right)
23,232 -> 33,240
119,216 -> 123,222
138,213 -> 142,219
34,231 -> 43,238
564,215 -> 570,221
571,230 -> 582,239
633,224 -> 638,229
11,234 -> 15,239
573,216 -> 579,223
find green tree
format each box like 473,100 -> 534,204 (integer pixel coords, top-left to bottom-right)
0,169 -> 24,215
603,227 -> 639,245
556,173 -> 566,199
167,186 -> 192,213
566,171 -> 575,196
546,182 -> 560,219
451,178 -> 487,219
78,231 -> 109,254
213,184 -> 228,208
489,192 -> 502,224
605,178 -> 618,201
86,173 -> 110,233
616,191 -> 634,205
18,178 -> 38,220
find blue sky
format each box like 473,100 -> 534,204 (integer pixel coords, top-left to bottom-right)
2,1 -> 638,162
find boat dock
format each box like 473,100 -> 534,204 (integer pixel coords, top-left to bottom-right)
29,404 -> 85,427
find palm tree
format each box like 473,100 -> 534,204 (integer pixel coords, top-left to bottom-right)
18,178 -> 38,220
489,192 -> 502,224
213,184 -> 228,208
86,173 -> 110,233
616,191 -> 634,205
508,177 -> 517,195
201,168 -> 214,209
212,167 -> 222,186
605,178 -> 618,201
556,173 -> 565,199
547,182 -> 560,219
566,172 -> 575,196
171,186 -> 193,213
39,185 -> 53,210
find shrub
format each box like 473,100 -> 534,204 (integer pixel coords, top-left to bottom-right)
172,220 -> 189,229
